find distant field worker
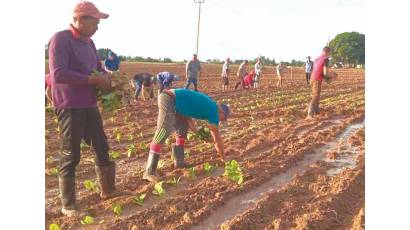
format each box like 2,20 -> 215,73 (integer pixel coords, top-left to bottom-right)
48,1 -> 121,217
235,60 -> 248,90
305,56 -> 313,85
103,50 -> 120,74
143,89 -> 231,182
243,70 -> 255,89
156,71 -> 179,94
129,72 -> 156,103
45,73 -> 52,106
254,58 -> 262,88
221,58 -> 231,91
185,54 -> 201,91
307,46 -> 332,119
276,62 -> 285,87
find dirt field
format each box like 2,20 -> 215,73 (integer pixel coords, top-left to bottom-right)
45,62 -> 365,229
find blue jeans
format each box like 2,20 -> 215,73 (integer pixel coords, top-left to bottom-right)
133,80 -> 143,99
184,77 -> 198,91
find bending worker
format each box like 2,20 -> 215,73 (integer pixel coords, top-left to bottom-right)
143,88 -> 231,182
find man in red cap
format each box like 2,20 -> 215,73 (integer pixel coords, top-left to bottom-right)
48,1 -> 121,217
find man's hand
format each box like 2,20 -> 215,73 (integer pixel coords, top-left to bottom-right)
209,125 -> 225,162
88,74 -> 111,90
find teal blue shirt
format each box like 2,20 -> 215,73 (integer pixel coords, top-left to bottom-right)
174,89 -> 219,126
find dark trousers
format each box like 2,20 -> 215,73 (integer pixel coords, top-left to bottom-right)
234,78 -> 244,90
55,107 -> 111,178
306,72 -> 311,84
184,77 -> 198,91
307,79 -> 322,116
134,80 -> 143,99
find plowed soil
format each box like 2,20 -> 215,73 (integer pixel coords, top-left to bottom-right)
45,63 -> 365,230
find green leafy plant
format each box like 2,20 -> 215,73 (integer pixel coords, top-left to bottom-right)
80,141 -> 90,151
112,203 -> 123,216
158,160 -> 167,169
166,176 -> 181,186
152,181 -> 166,196
46,167 -> 59,176
49,223 -> 61,230
127,144 -> 136,157
195,126 -> 212,142
187,132 -> 194,141
109,150 -> 121,159
188,167 -> 197,179
184,151 -> 190,158
80,216 -> 94,225
203,162 -> 215,175
115,131 -> 122,143
83,180 -> 99,192
140,142 -> 148,151
133,193 -> 146,206
223,160 -> 244,185
128,134 -> 134,141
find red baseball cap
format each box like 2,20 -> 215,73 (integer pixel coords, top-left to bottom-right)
73,1 -> 109,19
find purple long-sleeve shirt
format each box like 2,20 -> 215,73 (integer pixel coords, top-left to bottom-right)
48,26 -> 105,108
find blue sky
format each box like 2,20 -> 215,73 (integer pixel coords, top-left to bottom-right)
45,0 -> 365,62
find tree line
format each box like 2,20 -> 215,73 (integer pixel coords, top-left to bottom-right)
45,31 -> 365,68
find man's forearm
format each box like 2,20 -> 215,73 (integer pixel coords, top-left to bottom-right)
214,138 -> 225,160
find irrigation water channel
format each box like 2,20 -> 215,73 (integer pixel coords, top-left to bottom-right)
192,121 -> 365,230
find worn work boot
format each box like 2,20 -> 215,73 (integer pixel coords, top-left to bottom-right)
95,162 -> 124,200
172,144 -> 191,168
143,152 -> 160,183
59,176 -> 88,217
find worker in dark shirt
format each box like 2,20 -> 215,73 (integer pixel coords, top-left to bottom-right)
129,72 -> 157,103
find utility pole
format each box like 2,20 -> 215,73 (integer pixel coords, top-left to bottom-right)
194,0 -> 204,56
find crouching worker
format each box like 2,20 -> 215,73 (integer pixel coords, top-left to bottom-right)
129,72 -> 156,103
143,88 -> 231,182
243,70 -> 255,89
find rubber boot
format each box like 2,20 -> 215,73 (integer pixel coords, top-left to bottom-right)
172,144 -> 191,168
143,152 -> 160,183
95,162 -> 123,200
59,176 -> 88,217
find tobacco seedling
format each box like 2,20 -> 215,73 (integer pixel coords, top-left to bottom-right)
195,126 -> 212,142
115,131 -> 122,143
128,134 -> 134,141
203,162 -> 215,175
127,144 -> 136,158
166,176 -> 181,186
184,151 -> 190,158
187,132 -> 194,141
80,141 -> 90,151
140,142 -> 148,151
109,150 -> 121,159
152,181 -> 166,196
188,167 -> 197,179
46,167 -> 59,176
49,223 -> 61,230
223,160 -> 244,185
80,216 -> 94,225
112,203 -> 123,216
158,160 -> 167,169
83,180 -> 99,192
133,193 -> 146,206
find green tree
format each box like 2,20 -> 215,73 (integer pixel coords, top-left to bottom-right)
45,44 -> 49,60
329,32 -> 365,67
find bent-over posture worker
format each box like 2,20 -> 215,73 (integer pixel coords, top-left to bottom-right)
143,88 -> 231,182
